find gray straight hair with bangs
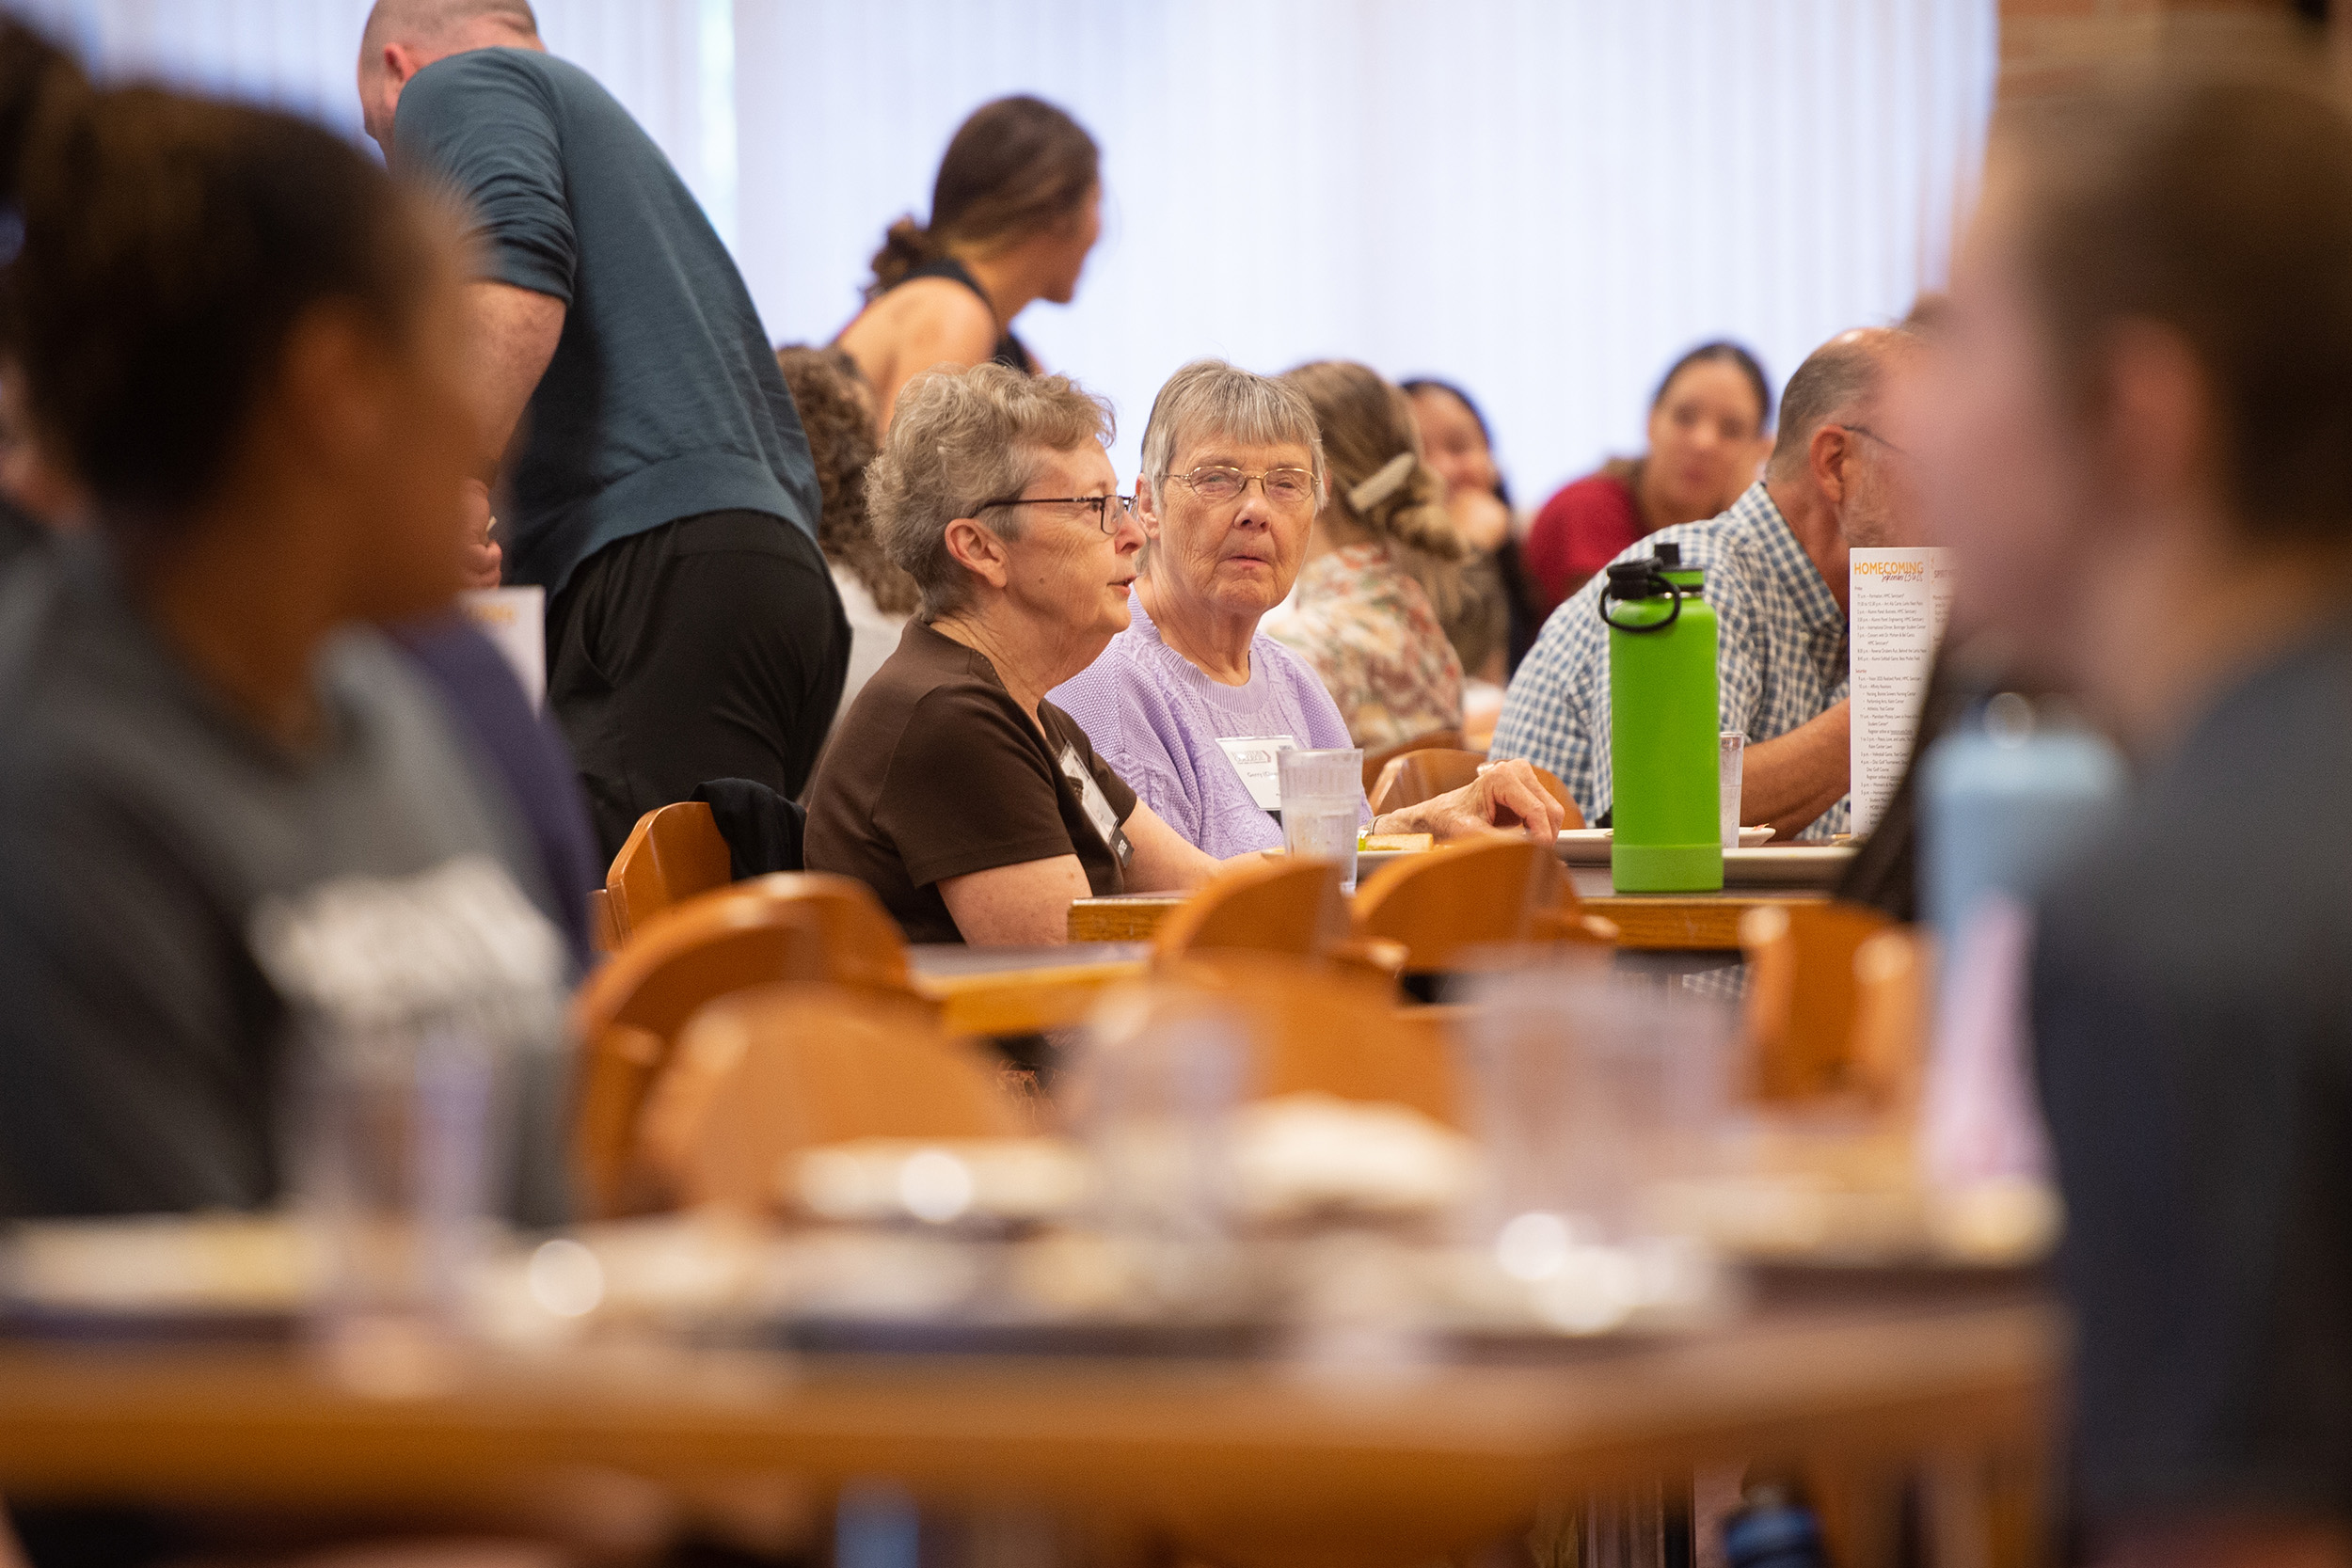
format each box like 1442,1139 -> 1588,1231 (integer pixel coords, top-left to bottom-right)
1138,358 -> 1327,508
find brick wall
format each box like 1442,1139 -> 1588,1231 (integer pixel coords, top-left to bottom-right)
2000,0 -> 2314,98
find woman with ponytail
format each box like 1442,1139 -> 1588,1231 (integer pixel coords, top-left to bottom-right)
1266,360 -> 1467,752
834,95 -> 1101,433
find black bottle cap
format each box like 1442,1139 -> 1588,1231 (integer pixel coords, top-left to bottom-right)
1654,541 -> 1682,568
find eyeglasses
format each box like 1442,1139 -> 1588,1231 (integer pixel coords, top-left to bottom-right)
1840,424 -> 1914,460
973,492 -> 1136,535
1168,466 -> 1319,510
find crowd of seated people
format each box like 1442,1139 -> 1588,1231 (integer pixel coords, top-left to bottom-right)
8,4 -> 2352,1564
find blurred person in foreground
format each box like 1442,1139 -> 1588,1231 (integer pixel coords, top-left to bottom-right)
1049,359 -> 1565,858
1404,375 -> 1534,681
835,95 -> 1101,431
1938,66 -> 2352,1568
1522,341 -> 1773,616
359,0 -> 847,860
1492,326 -> 1927,843
0,16 -> 83,558
775,343 -> 919,721
804,365 -> 1240,945
0,87 -> 568,1222
1269,359 -> 1467,752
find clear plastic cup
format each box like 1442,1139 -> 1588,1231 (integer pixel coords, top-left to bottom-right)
1278,747 -> 1364,893
293,1021 -> 512,1396
1066,986 -> 1248,1313
1454,965 -> 1735,1334
1720,732 -> 1746,849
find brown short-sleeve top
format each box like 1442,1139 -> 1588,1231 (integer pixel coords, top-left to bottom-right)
803,620 -> 1137,943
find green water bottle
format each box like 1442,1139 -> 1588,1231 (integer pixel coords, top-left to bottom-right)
1602,542 -> 1723,893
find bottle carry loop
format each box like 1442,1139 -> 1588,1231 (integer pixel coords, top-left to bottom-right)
1599,562 -> 1684,635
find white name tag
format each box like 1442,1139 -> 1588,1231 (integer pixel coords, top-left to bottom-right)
1059,744 -> 1132,871
1214,734 -> 1299,812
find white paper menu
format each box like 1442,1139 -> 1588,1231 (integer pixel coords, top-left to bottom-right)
459,585 -> 547,710
1849,547 -> 1954,836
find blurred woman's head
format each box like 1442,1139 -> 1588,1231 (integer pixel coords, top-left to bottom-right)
1935,68 -> 2352,702
1280,361 -> 1461,562
866,96 -> 1101,303
775,343 -> 917,617
1402,378 -> 1509,509
14,86 -> 472,623
1282,360 -> 1465,625
1643,341 -> 1772,521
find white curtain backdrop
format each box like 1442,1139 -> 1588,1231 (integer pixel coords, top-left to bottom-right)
13,0 -> 1995,499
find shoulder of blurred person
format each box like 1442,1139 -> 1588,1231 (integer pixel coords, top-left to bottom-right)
803,619 -> 1136,942
1523,462 -> 1645,616
0,542 -> 566,1220
387,610 -> 597,967
1051,594 -> 1354,858
1270,541 -> 1463,752
2032,611 -> 2352,1530
1495,481 -> 1847,833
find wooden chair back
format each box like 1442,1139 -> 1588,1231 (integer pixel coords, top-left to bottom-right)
587,888 -> 623,956
1849,927 -> 1929,1116
1154,952 -> 1464,1129
725,872 -> 912,990
568,894 -> 827,1217
605,801 -> 734,944
1359,727 -> 1463,794
1351,838 -> 1579,974
1738,900 -> 1898,1101
638,982 -> 1025,1213
1366,750 -> 1584,828
1152,856 -> 1351,961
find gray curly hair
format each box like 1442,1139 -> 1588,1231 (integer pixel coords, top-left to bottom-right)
866,362 -> 1116,620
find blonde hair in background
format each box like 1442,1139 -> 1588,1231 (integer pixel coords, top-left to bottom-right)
865,361 -> 1115,621
1279,359 -> 1466,624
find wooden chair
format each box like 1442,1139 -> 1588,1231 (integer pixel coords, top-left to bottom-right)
1365,748 -> 1584,828
1738,900 -> 1899,1101
638,982 -> 1025,1213
1359,727 -> 1463,795
1849,926 -> 1930,1115
1152,952 -> 1465,1130
604,801 -> 734,945
586,888 -> 623,957
1352,838 -> 1603,974
1152,856 -> 1352,961
724,872 -> 912,990
567,894 -> 829,1217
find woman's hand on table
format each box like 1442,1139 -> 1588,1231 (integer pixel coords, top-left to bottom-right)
1373,758 -> 1565,846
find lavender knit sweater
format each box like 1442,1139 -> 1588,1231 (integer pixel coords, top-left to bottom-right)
1051,594 -> 1369,857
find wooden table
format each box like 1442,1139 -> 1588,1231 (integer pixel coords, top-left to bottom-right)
0,1291 -> 2062,1567
906,943 -> 1150,1035
1068,889 -> 1826,951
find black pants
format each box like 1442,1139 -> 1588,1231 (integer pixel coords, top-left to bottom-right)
548,510 -> 849,863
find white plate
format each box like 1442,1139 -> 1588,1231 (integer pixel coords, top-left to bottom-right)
1553,826 -> 1775,864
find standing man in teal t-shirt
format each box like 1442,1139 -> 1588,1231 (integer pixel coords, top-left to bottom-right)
357,0 -> 848,860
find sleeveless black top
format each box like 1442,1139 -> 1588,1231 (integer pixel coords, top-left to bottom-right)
897,256 -> 1036,375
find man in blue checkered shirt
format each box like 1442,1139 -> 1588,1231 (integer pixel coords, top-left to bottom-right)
1492,327 -> 1928,841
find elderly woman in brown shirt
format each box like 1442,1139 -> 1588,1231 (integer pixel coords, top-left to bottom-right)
803,364 -> 1232,944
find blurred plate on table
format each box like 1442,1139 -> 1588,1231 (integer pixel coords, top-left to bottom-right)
0,1215 -> 308,1340
1555,827 -> 1777,865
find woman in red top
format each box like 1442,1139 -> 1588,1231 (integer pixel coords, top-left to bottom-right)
1523,341 -> 1772,616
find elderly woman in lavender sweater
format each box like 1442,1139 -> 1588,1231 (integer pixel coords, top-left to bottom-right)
1052,360 -> 1560,855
